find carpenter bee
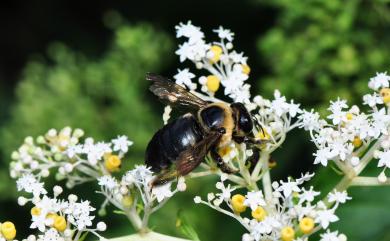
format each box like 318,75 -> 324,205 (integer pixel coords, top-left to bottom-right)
145,73 -> 262,186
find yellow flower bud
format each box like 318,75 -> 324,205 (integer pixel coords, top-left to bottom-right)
352,136 -> 362,148
1,221 -> 16,240
218,146 -> 232,157
122,195 -> 133,207
281,226 -> 295,241
299,217 -> 315,234
256,129 -> 270,140
380,88 -> 390,104
231,194 -> 247,213
53,216 -> 67,232
251,207 -> 267,221
209,45 -> 223,63
105,154 -> 121,172
31,206 -> 41,216
346,113 -> 353,120
241,64 -> 251,75
206,75 -> 220,93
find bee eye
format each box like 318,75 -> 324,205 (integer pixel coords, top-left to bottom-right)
231,103 -> 253,134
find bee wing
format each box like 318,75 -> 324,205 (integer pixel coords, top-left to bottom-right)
147,73 -> 208,111
176,131 -> 222,175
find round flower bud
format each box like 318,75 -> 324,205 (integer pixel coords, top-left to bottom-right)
350,156 -> 360,166
226,42 -> 233,49
206,75 -> 220,93
97,222 -> 107,231
299,217 -> 315,234
251,207 -> 267,221
281,226 -> 295,241
40,169 -> 50,177
73,128 -> 84,138
338,233 -> 347,241
68,194 -> 78,202
53,216 -> 67,232
177,177 -> 187,192
36,136 -> 46,144
1,221 -> 17,240
231,194 -> 247,213
104,155 -> 121,172
378,172 -> 387,183
53,186 -> 63,196
193,196 -> 201,204
64,163 -> 74,173
11,151 -> 19,160
47,129 -> 57,137
27,235 -> 37,241
195,62 -> 203,69
17,196 -> 28,206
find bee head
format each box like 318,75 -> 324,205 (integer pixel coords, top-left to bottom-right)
230,102 -> 253,135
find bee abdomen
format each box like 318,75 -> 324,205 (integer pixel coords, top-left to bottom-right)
145,114 -> 203,173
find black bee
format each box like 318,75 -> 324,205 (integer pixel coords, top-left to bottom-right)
145,73 -> 261,186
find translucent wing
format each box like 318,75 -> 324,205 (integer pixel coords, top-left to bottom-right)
176,131 -> 222,175
147,73 -> 208,111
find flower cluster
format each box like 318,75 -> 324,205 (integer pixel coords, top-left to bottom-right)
97,166 -> 186,231
194,174 -> 349,241
10,127 -> 133,188
301,72 -> 390,181
175,21 -> 251,102
9,127 -> 186,234
16,175 -> 106,241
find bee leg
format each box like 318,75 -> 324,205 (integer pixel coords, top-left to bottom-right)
233,135 -> 268,146
151,170 -> 178,187
247,147 -> 260,173
210,147 -> 237,174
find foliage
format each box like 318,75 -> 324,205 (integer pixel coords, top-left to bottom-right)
258,0 -> 390,111
0,21 -> 174,199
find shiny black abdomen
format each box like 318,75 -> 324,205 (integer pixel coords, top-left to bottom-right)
200,105 -> 225,130
145,114 -> 204,172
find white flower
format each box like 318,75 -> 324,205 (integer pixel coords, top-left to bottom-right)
127,165 -> 153,185
377,150 -> 390,168
243,191 -> 266,210
250,216 -> 281,237
328,191 -> 351,204
270,90 -> 290,117
368,72 -> 390,90
277,179 -> 301,197
37,228 -> 64,241
152,182 -> 173,202
320,230 -> 340,241
17,174 -> 47,197
66,200 -> 95,230
363,93 -> 383,107
176,21 -> 204,44
112,135 -> 133,153
298,109 -> 323,131
313,148 -> 334,166
299,187 -> 320,204
213,26 -> 234,42
316,209 -> 339,229
174,68 -> 197,90
296,172 -> 315,184
98,175 -> 119,189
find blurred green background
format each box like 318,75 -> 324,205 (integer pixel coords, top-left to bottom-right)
1,0 -> 390,240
